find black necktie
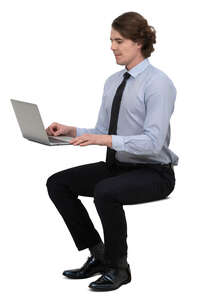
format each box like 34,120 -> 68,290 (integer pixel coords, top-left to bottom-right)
106,72 -> 131,167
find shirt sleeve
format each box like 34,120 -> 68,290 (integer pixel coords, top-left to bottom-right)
76,80 -> 109,136
111,75 -> 177,155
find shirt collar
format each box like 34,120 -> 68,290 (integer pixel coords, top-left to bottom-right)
124,58 -> 150,78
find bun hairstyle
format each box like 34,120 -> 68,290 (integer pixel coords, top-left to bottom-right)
112,12 -> 156,58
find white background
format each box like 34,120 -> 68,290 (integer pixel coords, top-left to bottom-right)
1,0 -> 199,298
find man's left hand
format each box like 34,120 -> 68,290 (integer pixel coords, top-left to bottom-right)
69,134 -> 112,148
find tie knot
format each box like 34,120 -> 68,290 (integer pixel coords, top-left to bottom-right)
123,72 -> 131,81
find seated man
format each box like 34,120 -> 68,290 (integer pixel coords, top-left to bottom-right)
46,11 -> 178,292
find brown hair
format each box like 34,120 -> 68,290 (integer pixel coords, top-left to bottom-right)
112,12 -> 156,58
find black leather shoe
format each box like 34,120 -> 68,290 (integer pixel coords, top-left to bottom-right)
62,256 -> 106,279
88,265 -> 131,291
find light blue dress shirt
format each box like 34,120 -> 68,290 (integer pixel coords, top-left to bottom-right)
76,58 -> 179,166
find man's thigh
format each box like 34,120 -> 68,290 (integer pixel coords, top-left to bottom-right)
94,166 -> 175,205
49,161 -> 118,197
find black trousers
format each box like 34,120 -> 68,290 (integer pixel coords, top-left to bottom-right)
46,160 -> 175,267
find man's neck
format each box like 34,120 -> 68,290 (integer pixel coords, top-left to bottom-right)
126,56 -> 145,70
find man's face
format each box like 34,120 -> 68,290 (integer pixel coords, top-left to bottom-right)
110,27 -> 144,70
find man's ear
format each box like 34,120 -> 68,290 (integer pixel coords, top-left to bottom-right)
136,41 -> 143,49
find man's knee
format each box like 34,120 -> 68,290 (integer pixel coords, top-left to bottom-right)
46,173 -> 59,195
46,170 -> 74,199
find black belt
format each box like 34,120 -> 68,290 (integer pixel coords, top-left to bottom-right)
114,161 -> 174,170
162,163 -> 174,170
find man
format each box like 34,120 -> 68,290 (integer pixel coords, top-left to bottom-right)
46,11 -> 179,291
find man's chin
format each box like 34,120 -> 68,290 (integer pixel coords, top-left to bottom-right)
116,60 -> 126,66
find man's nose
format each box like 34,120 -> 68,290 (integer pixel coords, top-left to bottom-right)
111,42 -> 117,51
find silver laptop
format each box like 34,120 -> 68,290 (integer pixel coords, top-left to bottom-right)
11,99 -> 73,146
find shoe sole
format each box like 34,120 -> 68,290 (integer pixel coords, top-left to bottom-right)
89,277 -> 131,291
63,270 -> 105,279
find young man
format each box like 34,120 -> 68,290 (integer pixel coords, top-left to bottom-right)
46,12 -> 178,291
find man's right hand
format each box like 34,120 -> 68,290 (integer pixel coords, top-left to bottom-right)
46,122 -> 76,137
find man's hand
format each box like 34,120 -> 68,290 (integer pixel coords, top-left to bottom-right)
69,134 -> 112,148
46,122 -> 76,137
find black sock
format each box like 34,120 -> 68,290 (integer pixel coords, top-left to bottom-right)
89,241 -> 105,262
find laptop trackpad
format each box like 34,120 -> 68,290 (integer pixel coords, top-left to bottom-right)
50,136 -> 73,142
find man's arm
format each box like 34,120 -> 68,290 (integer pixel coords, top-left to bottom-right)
111,76 -> 177,155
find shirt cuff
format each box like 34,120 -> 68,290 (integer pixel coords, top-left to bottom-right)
111,135 -> 125,151
76,127 -> 85,136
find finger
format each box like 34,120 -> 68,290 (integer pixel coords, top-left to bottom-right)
69,138 -> 76,144
48,127 -> 56,136
46,127 -> 52,136
46,128 -> 49,135
79,141 -> 91,146
73,140 -> 84,145
74,138 -> 90,145
70,138 -> 81,144
54,130 -> 62,136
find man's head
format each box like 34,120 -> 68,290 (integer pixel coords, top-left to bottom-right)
110,12 -> 156,70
